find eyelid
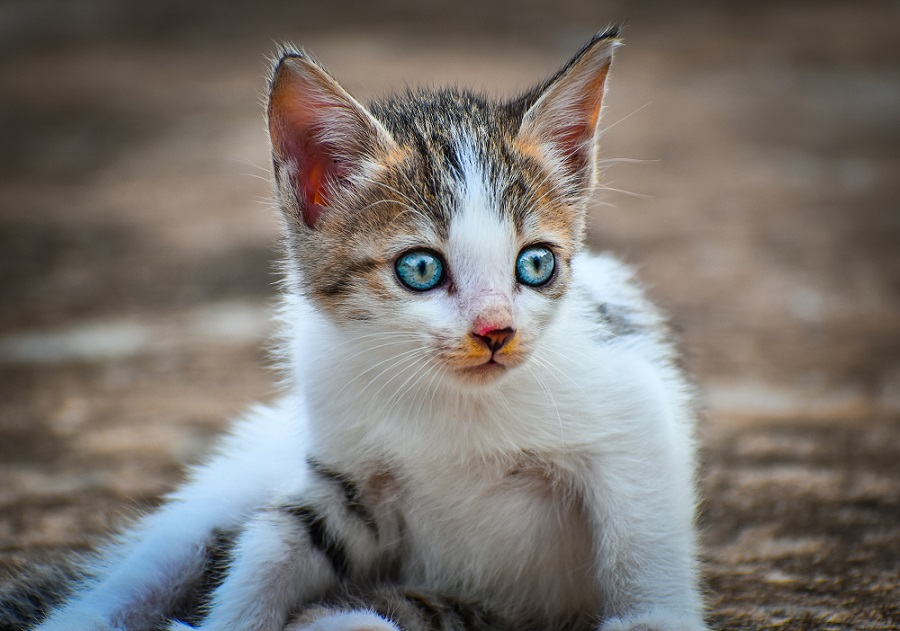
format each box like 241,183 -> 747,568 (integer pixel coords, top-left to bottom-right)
394,246 -> 445,262
521,241 -> 558,253
385,235 -> 444,259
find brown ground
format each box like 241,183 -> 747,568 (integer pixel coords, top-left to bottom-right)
1,1 -> 898,629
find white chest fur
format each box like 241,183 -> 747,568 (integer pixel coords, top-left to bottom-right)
357,453 -> 599,622
342,454 -> 599,618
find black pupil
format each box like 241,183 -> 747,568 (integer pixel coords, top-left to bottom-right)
531,255 -> 542,272
417,259 -> 429,277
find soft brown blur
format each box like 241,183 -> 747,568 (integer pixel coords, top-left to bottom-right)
1,1 -> 898,628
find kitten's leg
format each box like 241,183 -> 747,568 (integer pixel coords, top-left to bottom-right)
583,364 -> 706,631
179,507 -> 338,631
34,402 -> 302,631
286,587 -> 514,631
185,463 -> 393,631
584,454 -> 705,631
34,511 -> 218,631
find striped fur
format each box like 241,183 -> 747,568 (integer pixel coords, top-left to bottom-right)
287,585 -> 586,631
9,28 -> 707,631
0,559 -> 83,630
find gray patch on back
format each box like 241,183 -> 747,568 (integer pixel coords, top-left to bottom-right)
593,302 -> 643,340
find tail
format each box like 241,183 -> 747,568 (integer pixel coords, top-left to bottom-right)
0,557 -> 85,630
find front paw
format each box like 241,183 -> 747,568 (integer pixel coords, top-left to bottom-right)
600,613 -> 706,631
285,609 -> 400,631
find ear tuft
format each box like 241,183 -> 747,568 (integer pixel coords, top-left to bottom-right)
518,30 -> 620,200
267,49 -> 396,229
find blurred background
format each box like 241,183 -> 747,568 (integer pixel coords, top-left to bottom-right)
0,0 -> 898,628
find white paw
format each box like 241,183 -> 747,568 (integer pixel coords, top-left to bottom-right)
285,610 -> 400,631
600,613 -> 706,631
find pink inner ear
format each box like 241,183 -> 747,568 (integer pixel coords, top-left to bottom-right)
555,121 -> 594,173
553,80 -> 606,178
278,130 -> 341,229
525,58 -> 610,185
271,109 -> 344,229
269,56 -> 401,229
269,61 -> 358,229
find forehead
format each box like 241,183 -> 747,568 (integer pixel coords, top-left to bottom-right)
371,91 -> 514,214
377,140 -> 530,255
448,144 -> 516,266
343,88 -> 577,250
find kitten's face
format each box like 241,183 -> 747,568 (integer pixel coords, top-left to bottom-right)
267,35 -> 616,387
300,123 -> 578,386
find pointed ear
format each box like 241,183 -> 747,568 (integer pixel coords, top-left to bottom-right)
267,49 -> 398,229
517,30 -> 620,200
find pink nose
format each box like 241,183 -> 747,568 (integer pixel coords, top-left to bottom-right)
471,327 -> 516,353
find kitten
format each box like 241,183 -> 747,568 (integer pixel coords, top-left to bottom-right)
7,27 -> 706,631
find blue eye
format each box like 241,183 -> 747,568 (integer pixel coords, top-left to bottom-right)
395,250 -> 445,291
516,246 -> 555,287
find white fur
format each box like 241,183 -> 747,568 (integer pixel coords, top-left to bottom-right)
286,611 -> 399,631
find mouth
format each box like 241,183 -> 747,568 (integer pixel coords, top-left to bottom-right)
473,357 -> 505,370
455,357 -> 508,381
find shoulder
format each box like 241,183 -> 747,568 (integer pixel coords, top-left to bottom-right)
569,252 -> 669,344
564,252 -> 697,431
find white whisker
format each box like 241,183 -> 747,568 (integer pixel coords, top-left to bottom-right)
333,346 -> 425,400
599,101 -> 651,134
524,363 -> 564,441
596,183 -> 653,199
369,352 -> 432,422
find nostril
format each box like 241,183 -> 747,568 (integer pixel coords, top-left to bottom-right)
472,327 -> 516,353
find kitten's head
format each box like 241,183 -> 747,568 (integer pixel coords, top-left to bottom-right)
267,30 -> 618,387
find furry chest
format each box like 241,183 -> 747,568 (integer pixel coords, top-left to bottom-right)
392,459 -> 599,619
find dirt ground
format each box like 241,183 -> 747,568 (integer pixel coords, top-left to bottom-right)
1,1 -> 898,629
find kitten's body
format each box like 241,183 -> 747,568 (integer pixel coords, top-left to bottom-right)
8,29 -> 706,631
